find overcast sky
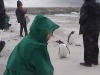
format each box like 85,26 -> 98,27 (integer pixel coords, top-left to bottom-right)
4,0 -> 100,7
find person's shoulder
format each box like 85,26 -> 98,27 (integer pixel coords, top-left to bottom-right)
26,39 -> 46,48
21,36 -> 47,49
82,3 -> 87,8
32,42 -> 46,48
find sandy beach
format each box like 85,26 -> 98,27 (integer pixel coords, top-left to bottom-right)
0,13 -> 100,75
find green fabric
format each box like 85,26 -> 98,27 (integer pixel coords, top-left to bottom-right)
5,17 -> 9,24
29,14 -> 60,44
3,69 -> 27,75
4,14 -> 60,75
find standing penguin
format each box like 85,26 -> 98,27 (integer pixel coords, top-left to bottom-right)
67,31 -> 75,45
55,40 -> 70,58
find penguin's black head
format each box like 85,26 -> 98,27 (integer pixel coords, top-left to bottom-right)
55,40 -> 64,44
71,31 -> 75,34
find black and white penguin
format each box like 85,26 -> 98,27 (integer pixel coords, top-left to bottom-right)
55,40 -> 70,58
67,31 -> 75,45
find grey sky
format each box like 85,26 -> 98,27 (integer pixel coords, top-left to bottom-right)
4,0 -> 100,7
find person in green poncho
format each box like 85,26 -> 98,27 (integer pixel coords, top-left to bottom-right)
3,14 -> 60,75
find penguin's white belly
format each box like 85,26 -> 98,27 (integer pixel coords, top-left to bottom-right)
69,34 -> 74,45
59,44 -> 67,58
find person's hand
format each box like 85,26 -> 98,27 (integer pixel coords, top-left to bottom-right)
23,8 -> 27,14
24,8 -> 27,12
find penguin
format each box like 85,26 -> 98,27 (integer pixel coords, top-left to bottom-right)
55,40 -> 70,58
67,31 -> 75,45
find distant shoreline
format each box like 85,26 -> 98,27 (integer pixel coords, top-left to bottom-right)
5,7 -> 80,15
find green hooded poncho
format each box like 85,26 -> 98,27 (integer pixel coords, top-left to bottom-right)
3,14 -> 60,75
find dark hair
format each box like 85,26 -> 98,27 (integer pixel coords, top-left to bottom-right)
17,0 -> 22,7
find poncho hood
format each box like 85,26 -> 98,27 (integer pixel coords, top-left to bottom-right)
29,14 -> 60,44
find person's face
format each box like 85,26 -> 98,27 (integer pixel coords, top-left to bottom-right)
46,32 -> 53,41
